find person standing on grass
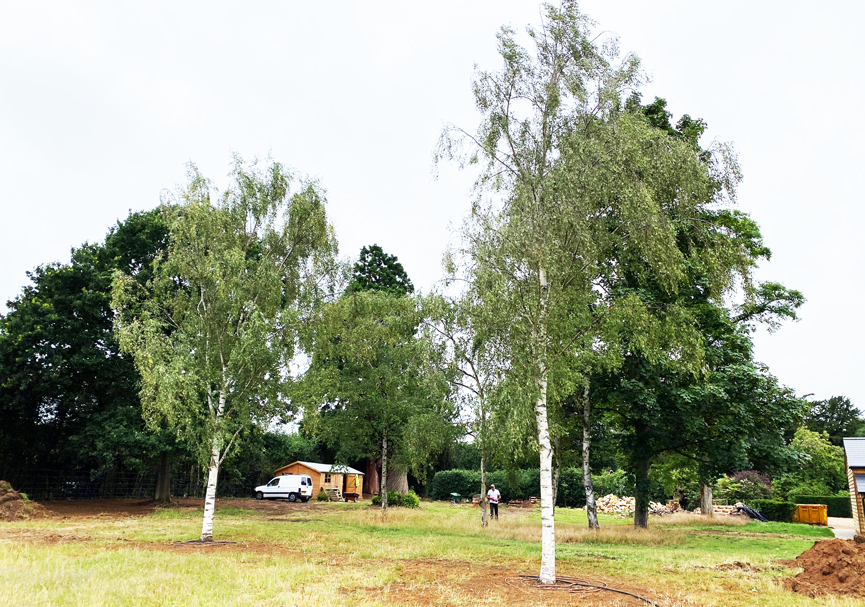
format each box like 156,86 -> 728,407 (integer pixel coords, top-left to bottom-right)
487,484 -> 501,520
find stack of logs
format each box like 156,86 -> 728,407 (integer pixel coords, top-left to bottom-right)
472,492 -> 737,516
693,504 -> 736,516
594,494 -> 672,516
507,497 -> 541,508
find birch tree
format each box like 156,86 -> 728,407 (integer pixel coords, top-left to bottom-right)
438,1 -> 744,582
425,292 -> 506,527
112,158 -> 336,541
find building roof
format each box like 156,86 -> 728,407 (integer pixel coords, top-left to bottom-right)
843,437 -> 865,469
291,461 -> 364,475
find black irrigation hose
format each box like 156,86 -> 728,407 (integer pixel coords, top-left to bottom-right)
518,574 -> 665,606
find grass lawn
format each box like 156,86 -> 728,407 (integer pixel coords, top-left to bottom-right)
0,498 -> 859,607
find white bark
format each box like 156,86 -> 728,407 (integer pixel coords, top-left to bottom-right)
480,452 -> 488,527
380,430 -> 388,512
535,372 -> 556,584
200,388 -> 226,541
200,433 -> 222,541
535,265 -> 555,584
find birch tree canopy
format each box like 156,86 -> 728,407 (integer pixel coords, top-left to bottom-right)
111,157 -> 337,541
438,0 -> 747,583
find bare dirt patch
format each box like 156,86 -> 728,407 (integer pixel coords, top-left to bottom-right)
349,560 -> 671,607
785,538 -> 865,598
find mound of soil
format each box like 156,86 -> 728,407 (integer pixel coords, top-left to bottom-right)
785,538 -> 865,598
0,480 -> 48,521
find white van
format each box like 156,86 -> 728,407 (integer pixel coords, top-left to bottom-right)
254,474 -> 313,502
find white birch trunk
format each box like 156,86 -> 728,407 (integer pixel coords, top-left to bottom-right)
200,432 -> 222,541
380,430 -> 388,512
535,372 -> 556,584
535,264 -> 555,584
200,388 -> 225,541
480,452 -> 488,527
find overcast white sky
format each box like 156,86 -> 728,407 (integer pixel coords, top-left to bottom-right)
1,1 -> 862,408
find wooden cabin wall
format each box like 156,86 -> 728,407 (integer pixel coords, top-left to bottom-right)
849,466 -> 865,535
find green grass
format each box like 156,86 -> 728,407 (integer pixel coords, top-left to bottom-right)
0,500 -> 855,607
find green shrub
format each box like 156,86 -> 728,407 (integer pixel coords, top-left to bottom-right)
428,470 -> 481,501
749,499 -> 796,522
715,472 -> 773,503
773,478 -> 834,501
592,469 -> 632,498
316,489 -> 330,502
790,495 -> 852,518
369,490 -> 419,508
402,490 -> 420,509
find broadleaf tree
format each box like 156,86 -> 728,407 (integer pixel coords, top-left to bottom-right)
301,247 -> 456,510
587,95 -> 807,527
112,158 -> 337,541
0,210 -> 173,489
424,291 -> 506,527
301,290 -> 455,510
438,1 -> 749,581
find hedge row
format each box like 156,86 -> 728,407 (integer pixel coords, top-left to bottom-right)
791,495 -> 852,518
749,499 -> 797,522
428,468 -> 632,508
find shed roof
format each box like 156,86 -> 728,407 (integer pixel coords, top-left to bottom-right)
843,437 -> 865,468
286,461 -> 364,475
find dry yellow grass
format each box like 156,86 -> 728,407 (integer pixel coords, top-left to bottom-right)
340,505 -> 686,546
557,524 -> 683,545
661,512 -> 748,526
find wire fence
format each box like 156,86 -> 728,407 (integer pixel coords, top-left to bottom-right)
9,469 -> 258,501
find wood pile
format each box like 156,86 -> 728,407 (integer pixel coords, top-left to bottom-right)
693,504 -> 736,516
594,494 -> 672,516
507,497 -> 540,508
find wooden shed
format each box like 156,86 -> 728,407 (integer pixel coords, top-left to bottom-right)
274,461 -> 364,501
843,437 -> 865,534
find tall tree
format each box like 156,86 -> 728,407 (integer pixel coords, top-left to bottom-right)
587,94 -> 807,527
0,210 -> 171,485
775,427 -> 848,496
301,290 -> 455,510
113,158 -> 336,541
437,1 -> 748,580
349,244 -> 414,296
805,396 -> 864,446
594,293 -> 806,526
425,291 -> 505,526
